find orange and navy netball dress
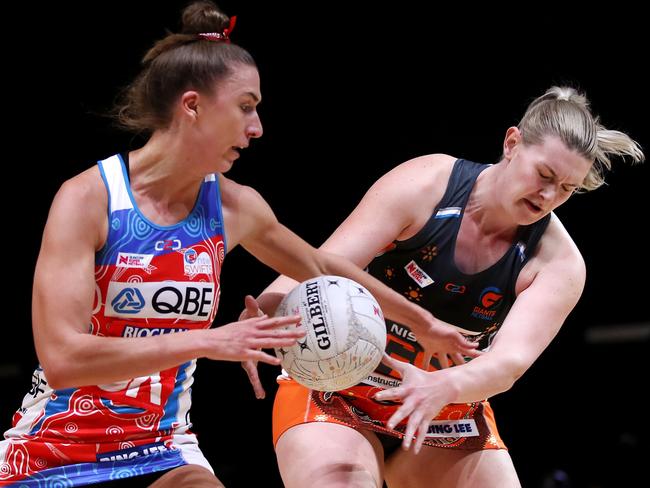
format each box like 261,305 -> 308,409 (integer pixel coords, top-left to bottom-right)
273,158 -> 551,453
0,154 -> 226,485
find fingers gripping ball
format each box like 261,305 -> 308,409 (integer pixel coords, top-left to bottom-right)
274,276 -> 387,391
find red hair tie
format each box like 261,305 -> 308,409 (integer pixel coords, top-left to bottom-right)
198,16 -> 237,43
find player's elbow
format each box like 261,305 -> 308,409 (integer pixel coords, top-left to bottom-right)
39,359 -> 68,390
500,355 -> 530,392
37,347 -> 78,390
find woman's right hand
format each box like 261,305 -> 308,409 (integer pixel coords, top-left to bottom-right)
207,307 -> 303,365
373,354 -> 458,454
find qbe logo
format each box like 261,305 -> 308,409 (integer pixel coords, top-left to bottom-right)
111,288 -> 146,314
106,282 -> 214,321
153,286 -> 212,316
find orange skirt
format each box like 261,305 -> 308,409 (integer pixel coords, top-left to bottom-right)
272,377 -> 506,451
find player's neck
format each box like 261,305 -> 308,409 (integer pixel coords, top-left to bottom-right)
466,165 -> 518,240
127,133 -> 202,212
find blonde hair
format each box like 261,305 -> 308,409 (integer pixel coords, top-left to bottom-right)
518,86 -> 644,192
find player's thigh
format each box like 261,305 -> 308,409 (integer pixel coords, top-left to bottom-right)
148,465 -> 224,488
276,422 -> 384,488
385,447 -> 521,488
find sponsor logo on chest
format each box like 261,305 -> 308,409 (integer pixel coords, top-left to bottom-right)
471,286 -> 504,321
404,260 -> 434,288
116,253 -> 154,269
183,249 -> 213,278
107,281 -> 214,321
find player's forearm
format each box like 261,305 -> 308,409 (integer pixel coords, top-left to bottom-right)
255,275 -> 301,316
256,251 -> 432,329
320,252 -> 431,329
444,352 -> 528,403
41,328 -> 212,389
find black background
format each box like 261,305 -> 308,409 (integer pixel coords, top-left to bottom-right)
2,2 -> 648,487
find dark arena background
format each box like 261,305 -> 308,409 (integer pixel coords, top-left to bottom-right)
3,2 -> 648,487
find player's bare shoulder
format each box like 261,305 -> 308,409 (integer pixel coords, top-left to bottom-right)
217,173 -> 241,209
218,173 -> 268,215
383,154 -> 457,240
516,213 -> 586,294
218,174 -> 276,250
47,166 -> 109,249
538,213 -> 586,270
387,153 -> 456,194
56,166 -> 107,208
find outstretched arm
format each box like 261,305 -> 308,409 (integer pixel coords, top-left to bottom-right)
238,156 -> 476,350
256,155 -> 449,306
238,193 -> 466,346
254,155 -> 473,354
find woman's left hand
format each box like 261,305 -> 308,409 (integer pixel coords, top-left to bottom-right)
413,315 -> 482,370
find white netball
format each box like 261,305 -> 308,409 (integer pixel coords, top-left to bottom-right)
274,275 -> 387,391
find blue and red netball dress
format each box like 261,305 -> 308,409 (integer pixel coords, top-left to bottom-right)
273,159 -> 550,452
1,154 -> 226,485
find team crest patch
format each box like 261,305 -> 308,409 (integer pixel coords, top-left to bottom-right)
183,250 -> 213,278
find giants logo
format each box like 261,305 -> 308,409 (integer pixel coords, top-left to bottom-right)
480,287 -> 503,308
471,286 -> 503,321
106,282 -> 215,321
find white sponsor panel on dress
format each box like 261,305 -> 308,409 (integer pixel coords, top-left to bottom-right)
105,281 -> 214,321
362,372 -> 402,389
425,419 -> 478,438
